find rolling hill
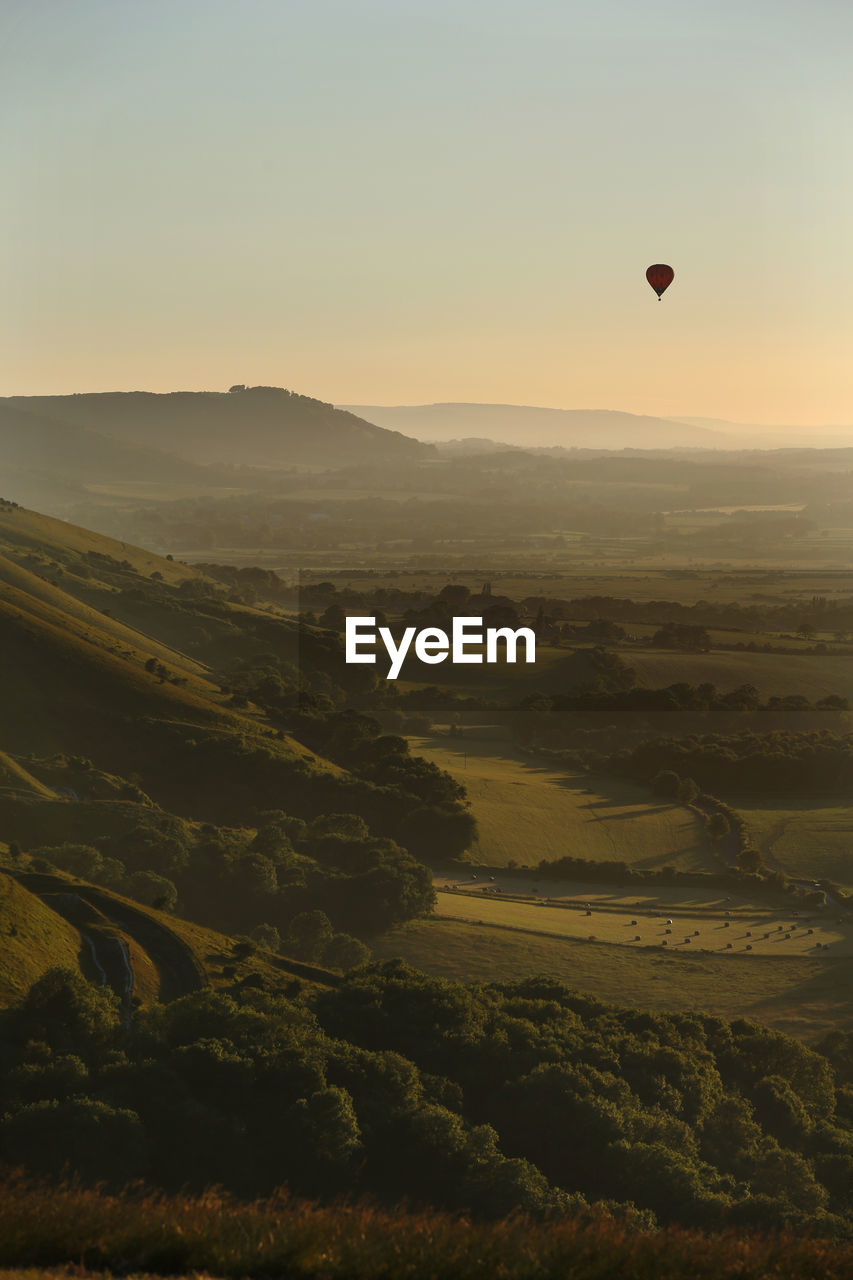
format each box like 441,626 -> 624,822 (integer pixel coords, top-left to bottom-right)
1,387 -> 434,468
0,864 -> 336,1012
0,501 -> 343,806
0,403 -> 208,485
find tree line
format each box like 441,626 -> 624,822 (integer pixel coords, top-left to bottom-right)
3,963 -> 853,1236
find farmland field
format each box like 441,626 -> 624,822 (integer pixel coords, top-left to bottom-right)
742,802 -> 853,886
371,915 -> 853,1042
381,912 -> 853,1042
409,730 -> 717,871
627,646 -> 853,703
433,882 -> 850,955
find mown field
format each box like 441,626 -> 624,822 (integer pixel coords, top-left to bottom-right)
409,731 -> 716,871
434,885 -> 849,956
371,915 -> 853,1043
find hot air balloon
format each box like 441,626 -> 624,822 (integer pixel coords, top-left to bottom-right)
646,264 -> 674,300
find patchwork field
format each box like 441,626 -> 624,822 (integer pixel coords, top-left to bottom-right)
409,731 -> 716,871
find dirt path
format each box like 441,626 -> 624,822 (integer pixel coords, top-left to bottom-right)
13,871 -> 206,1005
76,885 -> 207,1001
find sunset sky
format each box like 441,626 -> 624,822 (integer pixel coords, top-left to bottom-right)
1,0 -> 851,425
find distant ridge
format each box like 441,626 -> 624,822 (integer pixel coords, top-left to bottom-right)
343,403 -> 853,451
340,403 -> 731,449
1,388 -> 434,467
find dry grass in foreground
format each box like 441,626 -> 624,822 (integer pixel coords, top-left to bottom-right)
2,1174 -> 853,1280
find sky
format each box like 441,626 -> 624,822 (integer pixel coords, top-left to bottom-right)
1,0 -> 851,425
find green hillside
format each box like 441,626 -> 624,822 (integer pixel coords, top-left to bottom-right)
0,873 -> 82,1003
0,503 -> 199,584
0,502 -> 463,1026
0,503 -> 350,822
0,751 -> 57,801
0,864 -> 336,1013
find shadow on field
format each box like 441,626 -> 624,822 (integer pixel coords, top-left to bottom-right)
579,802 -> 673,819
748,957 -> 853,1035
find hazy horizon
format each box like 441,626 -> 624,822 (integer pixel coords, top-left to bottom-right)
6,385 -> 853,451
2,0 -> 851,427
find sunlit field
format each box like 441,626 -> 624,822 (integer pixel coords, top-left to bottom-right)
409,730 -> 717,871
433,882 -> 850,956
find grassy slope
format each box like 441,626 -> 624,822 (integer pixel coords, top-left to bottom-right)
409,731 -> 716,871
0,506 -> 196,584
0,873 -> 82,1004
0,865 -> 335,1011
0,555 -> 337,798
0,586 -> 232,756
743,802 -> 853,886
0,553 -> 212,687
0,753 -> 57,801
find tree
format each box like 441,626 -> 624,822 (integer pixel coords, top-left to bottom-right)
322,932 -> 370,972
817,694 -> 850,711
0,1098 -> 147,1184
291,1086 -> 362,1189
438,584 -> 471,611
652,770 -> 681,800
320,603 -> 347,630
15,968 -> 119,1057
128,870 -> 178,912
706,812 -> 730,842
737,846 -> 763,873
677,777 -> 699,804
251,923 -> 281,952
287,910 -> 334,961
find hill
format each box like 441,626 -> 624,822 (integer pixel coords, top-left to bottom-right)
1,387 -> 435,468
0,864 -> 336,1012
0,403 -> 208,485
341,403 -> 731,449
0,501 -> 466,987
0,501 -> 348,818
0,871 -> 82,1004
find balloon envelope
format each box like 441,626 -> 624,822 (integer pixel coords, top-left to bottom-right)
646,264 -> 674,298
